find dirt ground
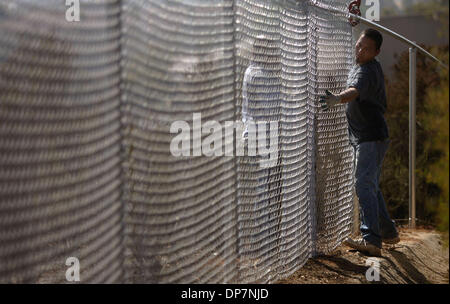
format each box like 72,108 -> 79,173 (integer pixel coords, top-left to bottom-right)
277,228 -> 449,284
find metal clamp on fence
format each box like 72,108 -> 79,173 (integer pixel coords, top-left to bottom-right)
348,0 -> 361,26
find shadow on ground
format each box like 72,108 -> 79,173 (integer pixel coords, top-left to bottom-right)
277,229 -> 449,284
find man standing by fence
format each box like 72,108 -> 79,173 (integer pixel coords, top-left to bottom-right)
319,28 -> 400,257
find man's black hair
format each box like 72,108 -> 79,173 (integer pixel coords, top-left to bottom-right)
362,28 -> 383,50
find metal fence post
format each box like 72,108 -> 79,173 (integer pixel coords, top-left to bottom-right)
409,47 -> 417,229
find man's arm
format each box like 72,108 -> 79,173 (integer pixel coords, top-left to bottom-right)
337,87 -> 359,104
319,87 -> 359,111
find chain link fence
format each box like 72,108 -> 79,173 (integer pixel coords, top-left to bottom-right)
0,0 -> 355,283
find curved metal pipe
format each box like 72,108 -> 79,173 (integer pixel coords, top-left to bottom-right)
312,3 -> 449,70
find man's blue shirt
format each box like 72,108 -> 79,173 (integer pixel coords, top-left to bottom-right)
346,58 -> 389,145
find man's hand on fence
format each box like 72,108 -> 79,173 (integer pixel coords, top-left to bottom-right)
319,90 -> 342,111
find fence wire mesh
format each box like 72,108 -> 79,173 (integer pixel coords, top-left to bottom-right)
0,0 -> 354,283
0,0 -> 124,283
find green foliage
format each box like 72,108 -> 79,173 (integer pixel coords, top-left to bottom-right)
382,45 -> 449,232
422,47 -> 449,234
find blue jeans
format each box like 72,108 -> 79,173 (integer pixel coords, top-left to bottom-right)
352,139 -> 398,248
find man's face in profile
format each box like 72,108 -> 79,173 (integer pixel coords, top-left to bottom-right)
355,35 -> 380,65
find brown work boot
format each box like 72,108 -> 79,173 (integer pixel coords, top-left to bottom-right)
382,236 -> 400,245
344,237 -> 382,257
